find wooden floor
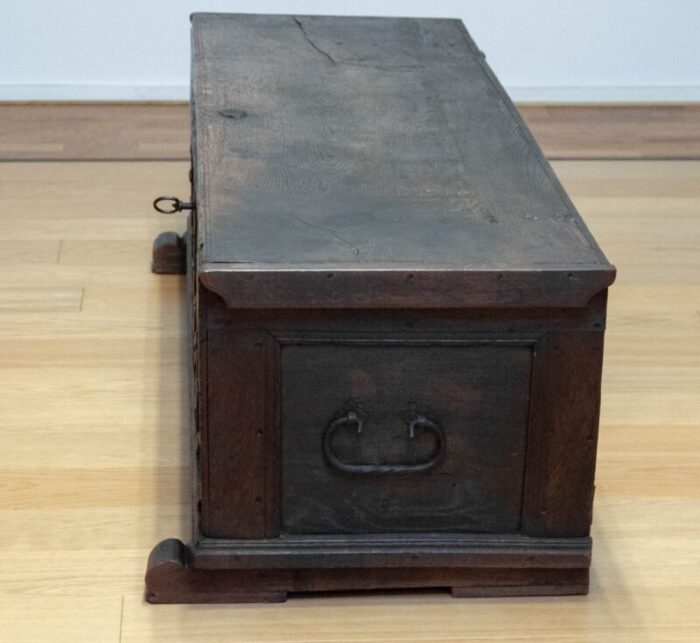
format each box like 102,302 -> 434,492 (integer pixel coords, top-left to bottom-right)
2,103 -> 700,161
0,107 -> 699,641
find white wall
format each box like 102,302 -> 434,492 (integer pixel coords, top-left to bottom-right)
1,0 -> 699,101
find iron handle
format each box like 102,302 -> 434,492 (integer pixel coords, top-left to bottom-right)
323,411 -> 445,475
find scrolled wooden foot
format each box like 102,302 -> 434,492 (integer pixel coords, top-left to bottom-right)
145,539 -> 287,604
151,231 -> 186,275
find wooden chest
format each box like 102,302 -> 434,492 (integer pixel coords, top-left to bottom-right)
146,13 -> 616,603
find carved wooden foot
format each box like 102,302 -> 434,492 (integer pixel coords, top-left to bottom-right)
145,539 -> 288,604
151,232 -> 186,275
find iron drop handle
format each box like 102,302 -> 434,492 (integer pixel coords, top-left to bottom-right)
323,411 -> 445,475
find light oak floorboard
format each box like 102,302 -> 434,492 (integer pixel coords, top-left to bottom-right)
519,104 -> 700,159
0,102 -> 700,161
0,103 -> 190,161
0,160 -> 697,641
3,103 -> 700,161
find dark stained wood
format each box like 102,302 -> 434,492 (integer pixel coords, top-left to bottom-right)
450,575 -> 588,598
151,231 -> 186,274
281,342 -> 531,534
146,539 -> 287,604
203,294 -> 608,334
194,301 -> 606,548
193,533 -> 591,570
522,325 -> 606,537
192,13 -> 614,309
146,13 -> 614,603
199,267 -> 614,309
145,538 -> 589,603
204,329 -> 276,538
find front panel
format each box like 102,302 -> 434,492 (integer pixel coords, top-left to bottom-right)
281,341 -> 532,534
200,299 -> 606,542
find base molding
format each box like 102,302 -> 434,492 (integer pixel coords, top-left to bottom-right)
193,533 -> 592,570
145,538 -> 590,604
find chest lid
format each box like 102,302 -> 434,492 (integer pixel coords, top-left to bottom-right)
192,13 -> 615,309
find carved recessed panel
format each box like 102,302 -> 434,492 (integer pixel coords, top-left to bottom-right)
281,340 -> 533,534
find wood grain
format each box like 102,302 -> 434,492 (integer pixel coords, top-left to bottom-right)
0,103 -> 190,161
522,328 -> 605,538
186,17 -> 609,602
190,15 -> 611,295
2,102 -> 700,162
146,538 -> 589,603
520,104 -> 700,159
204,329 -> 272,538
281,342 -> 532,534
0,157 -> 698,637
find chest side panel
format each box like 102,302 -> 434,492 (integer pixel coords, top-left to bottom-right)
281,342 -> 532,534
198,296 -> 607,542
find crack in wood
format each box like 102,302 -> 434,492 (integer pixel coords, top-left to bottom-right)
292,17 -> 336,64
288,211 -> 361,260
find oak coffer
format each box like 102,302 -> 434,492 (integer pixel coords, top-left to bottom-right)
146,13 -> 616,603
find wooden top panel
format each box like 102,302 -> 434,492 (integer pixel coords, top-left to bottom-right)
192,14 -> 614,308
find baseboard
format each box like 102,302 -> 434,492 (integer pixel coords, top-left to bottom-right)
2,84 -> 700,103
2,101 -> 699,162
509,85 -> 700,103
